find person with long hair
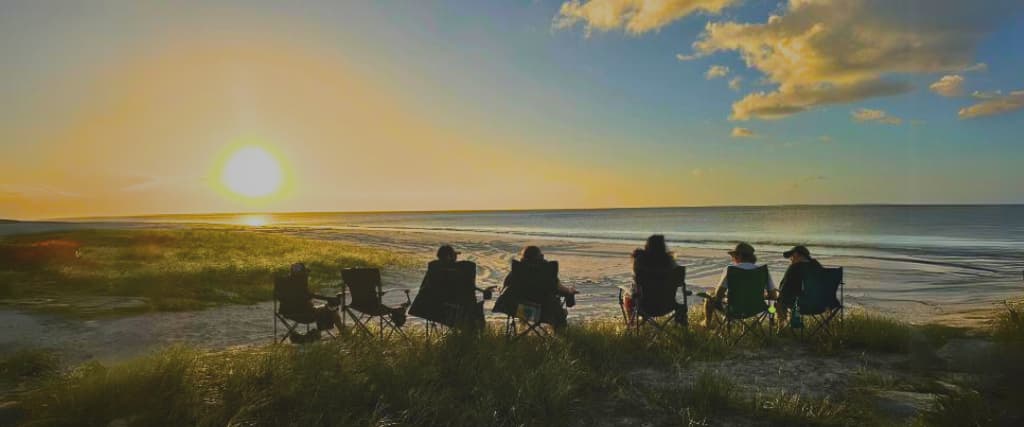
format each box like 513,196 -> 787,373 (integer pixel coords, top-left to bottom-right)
623,235 -> 678,323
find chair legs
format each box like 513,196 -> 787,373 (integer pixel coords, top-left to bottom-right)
343,307 -> 409,340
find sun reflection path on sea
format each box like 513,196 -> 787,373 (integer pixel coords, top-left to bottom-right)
239,215 -> 271,227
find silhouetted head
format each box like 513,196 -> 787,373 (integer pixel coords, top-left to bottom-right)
645,234 -> 669,255
289,262 -> 309,280
520,246 -> 544,262
436,245 -> 459,262
728,242 -> 757,264
783,245 -> 811,264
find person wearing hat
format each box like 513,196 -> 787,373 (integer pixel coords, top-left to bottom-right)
777,245 -> 823,321
703,242 -> 777,327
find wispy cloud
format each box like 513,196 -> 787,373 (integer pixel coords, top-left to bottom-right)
851,108 -> 902,125
554,0 -> 739,35
958,89 -> 1024,119
730,127 -> 756,138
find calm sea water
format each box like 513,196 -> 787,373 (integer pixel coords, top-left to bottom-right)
111,205 -> 1024,260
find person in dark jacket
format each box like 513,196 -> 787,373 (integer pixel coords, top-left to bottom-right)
777,245 -> 823,320
623,235 -> 678,323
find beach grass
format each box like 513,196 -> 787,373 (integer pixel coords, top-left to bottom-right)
0,228 -> 411,316
13,315 -> 948,427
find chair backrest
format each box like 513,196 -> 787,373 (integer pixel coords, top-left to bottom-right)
798,266 -> 842,315
425,260 -> 478,305
725,265 -> 770,318
507,260 -> 559,303
274,275 -> 311,316
341,268 -> 383,310
635,265 -> 685,317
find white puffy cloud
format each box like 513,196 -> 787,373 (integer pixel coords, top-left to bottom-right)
554,0 -> 738,35
689,0 -> 1019,120
728,77 -> 742,91
851,108 -> 901,125
730,127 -> 756,138
676,53 -> 701,61
705,65 -> 730,79
958,90 -> 1024,119
929,75 -> 965,97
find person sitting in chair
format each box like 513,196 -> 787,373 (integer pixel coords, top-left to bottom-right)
277,263 -> 344,341
623,235 -> 678,323
493,246 -> 578,330
776,245 -> 823,321
409,245 -> 492,327
703,243 -> 777,327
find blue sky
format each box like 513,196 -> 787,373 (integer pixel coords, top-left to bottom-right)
1,1 -> 1023,218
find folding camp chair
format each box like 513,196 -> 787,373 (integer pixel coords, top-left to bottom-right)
618,265 -> 692,338
789,267 -> 844,338
493,260 -> 566,340
408,260 -> 494,337
273,275 -> 338,344
709,265 -> 774,344
340,268 -> 412,340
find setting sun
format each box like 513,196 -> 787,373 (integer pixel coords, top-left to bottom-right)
221,147 -> 282,198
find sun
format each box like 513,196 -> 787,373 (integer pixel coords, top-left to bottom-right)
221,147 -> 283,198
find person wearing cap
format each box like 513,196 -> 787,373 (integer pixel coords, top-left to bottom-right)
703,242 -> 777,326
777,245 -> 823,320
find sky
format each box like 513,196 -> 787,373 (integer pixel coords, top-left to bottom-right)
1,0 -> 1023,219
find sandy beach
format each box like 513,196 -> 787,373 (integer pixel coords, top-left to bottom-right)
2,224 -> 1018,365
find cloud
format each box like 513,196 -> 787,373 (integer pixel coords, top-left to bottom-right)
705,65 -> 730,80
851,108 -> 902,125
554,0 -> 739,35
730,127 -> 756,138
731,79 -> 911,120
971,90 -> 1002,99
963,62 -> 988,72
728,77 -> 742,91
929,75 -> 965,97
958,89 -> 1024,119
676,53 -> 701,61
690,168 -> 704,177
691,0 -> 1019,120
818,135 -> 832,143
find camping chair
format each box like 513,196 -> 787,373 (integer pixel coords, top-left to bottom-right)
709,265 -> 774,344
789,267 -> 844,338
273,275 -> 338,344
493,260 -> 566,340
408,260 -> 494,337
340,268 -> 412,340
618,265 -> 692,338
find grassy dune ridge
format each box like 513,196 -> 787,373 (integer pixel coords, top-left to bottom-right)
0,228 -> 412,315
8,309 -> 1021,427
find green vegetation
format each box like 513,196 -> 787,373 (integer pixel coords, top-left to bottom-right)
13,314 -> 956,427
0,228 -> 411,316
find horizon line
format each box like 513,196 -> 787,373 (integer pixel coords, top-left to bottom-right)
24,202 -> 1024,222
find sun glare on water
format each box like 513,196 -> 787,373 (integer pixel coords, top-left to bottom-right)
221,147 -> 282,198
